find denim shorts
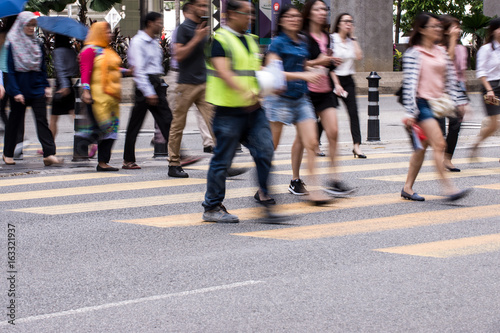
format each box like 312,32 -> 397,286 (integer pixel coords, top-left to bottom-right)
262,94 -> 316,125
416,98 -> 435,122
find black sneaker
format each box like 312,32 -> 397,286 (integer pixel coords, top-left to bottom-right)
203,146 -> 214,153
168,165 -> 189,178
323,180 -> 354,196
288,179 -> 309,196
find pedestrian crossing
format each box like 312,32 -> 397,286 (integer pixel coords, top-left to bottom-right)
2,151 -> 500,259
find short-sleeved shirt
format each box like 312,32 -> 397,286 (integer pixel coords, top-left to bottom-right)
176,18 -> 208,84
268,32 -> 309,99
415,45 -> 446,100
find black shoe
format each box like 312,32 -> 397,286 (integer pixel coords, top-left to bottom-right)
254,191 -> 276,206
203,146 -> 214,153
445,165 -> 461,172
96,165 -> 119,172
227,167 -> 249,177
168,165 -> 189,178
352,149 -> 367,159
401,189 -> 425,201
288,179 -> 309,196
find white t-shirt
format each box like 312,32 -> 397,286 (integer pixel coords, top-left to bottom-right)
331,32 -> 356,76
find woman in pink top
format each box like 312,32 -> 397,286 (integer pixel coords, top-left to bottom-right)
401,13 -> 469,202
292,0 -> 353,197
438,15 -> 469,172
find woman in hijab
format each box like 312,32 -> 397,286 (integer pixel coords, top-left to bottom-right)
79,22 -> 127,171
2,11 -> 63,166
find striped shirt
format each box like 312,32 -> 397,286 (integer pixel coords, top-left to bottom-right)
402,46 -> 467,118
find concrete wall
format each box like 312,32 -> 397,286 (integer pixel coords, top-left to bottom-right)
330,0 -> 393,72
484,0 -> 500,18
119,0 -> 164,38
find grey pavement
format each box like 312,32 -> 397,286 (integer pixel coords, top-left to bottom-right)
1,93 -> 500,332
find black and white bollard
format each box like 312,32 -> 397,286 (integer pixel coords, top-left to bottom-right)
366,71 -> 381,142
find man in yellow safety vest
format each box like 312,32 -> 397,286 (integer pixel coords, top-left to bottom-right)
201,0 -> 278,223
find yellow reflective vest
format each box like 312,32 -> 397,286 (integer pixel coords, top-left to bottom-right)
206,28 -> 261,107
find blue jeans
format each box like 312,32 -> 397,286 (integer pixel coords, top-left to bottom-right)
202,107 -> 274,211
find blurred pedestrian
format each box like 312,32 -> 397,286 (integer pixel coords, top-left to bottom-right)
263,5 -> 332,204
470,18 -> 500,159
202,0 -> 276,223
168,0 -> 215,178
330,13 -> 366,159
123,12 -> 172,170
301,0 -> 353,197
401,12 -> 469,201
438,15 -> 469,172
0,15 -> 24,158
50,34 -> 78,141
80,22 -> 127,171
164,2 -> 215,156
2,12 -> 63,166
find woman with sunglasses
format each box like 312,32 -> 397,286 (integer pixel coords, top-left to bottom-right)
401,13 -> 469,201
263,4 -> 331,204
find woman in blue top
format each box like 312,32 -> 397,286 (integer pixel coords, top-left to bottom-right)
263,4 -> 331,204
2,12 -> 63,166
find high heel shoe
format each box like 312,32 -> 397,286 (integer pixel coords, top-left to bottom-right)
352,150 -> 367,159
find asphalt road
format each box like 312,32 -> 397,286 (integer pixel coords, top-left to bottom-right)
1,94 -> 499,332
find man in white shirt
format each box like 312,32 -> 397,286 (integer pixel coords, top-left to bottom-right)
123,12 -> 172,169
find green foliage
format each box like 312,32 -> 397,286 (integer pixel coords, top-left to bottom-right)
394,0 -> 483,36
27,0 -> 122,16
27,0 -> 74,14
89,0 -> 122,12
393,47 -> 403,71
461,12 -> 496,70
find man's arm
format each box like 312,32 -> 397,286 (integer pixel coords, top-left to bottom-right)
175,23 -> 209,62
129,37 -> 157,104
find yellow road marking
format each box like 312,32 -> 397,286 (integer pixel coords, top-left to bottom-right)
9,185 -> 318,215
0,173 -> 127,187
0,179 -> 207,202
374,233 -> 500,258
233,204 -> 500,240
272,158 -> 498,176
366,167 -> 500,182
114,193 -> 436,228
186,153 -> 410,170
474,183 -> 500,190
20,147 -> 153,153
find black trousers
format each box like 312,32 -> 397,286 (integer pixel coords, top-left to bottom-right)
123,75 -> 172,162
438,115 -> 463,157
97,139 -> 114,164
3,96 -> 55,158
1,73 -> 24,146
338,75 -> 362,145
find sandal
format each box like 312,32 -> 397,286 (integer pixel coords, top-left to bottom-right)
122,162 -> 141,169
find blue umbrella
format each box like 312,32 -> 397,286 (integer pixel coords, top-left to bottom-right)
0,0 -> 27,19
36,16 -> 89,41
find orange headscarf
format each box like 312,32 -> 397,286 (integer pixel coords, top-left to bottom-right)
84,22 -> 122,99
